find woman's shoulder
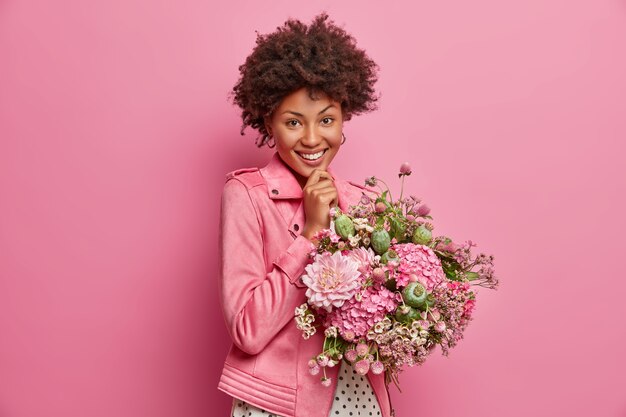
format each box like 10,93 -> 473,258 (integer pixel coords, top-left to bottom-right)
224,166 -> 265,189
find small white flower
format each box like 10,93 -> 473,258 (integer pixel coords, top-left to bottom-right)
324,326 -> 338,338
295,303 -> 308,316
373,322 -> 386,333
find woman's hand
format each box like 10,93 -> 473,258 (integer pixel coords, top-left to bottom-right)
301,169 -> 338,241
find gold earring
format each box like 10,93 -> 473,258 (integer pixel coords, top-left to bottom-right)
267,134 -> 276,148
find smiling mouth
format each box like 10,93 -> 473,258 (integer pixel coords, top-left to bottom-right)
296,149 -> 328,161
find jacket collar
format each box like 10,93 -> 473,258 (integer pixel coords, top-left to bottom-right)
259,152 -> 339,200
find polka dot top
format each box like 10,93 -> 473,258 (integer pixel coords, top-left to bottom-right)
230,359 -> 382,417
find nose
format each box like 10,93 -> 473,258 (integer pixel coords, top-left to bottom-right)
300,124 -> 323,147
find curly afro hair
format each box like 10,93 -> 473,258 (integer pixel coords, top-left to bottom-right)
230,12 -> 380,147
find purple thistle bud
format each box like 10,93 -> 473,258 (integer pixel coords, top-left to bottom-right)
375,202 -> 386,213
416,204 -> 430,216
372,267 -> 386,282
399,162 -> 412,176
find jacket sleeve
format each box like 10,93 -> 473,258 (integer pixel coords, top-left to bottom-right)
217,178 -> 315,355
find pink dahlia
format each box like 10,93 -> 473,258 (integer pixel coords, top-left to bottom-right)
392,243 -> 445,290
302,251 -> 361,312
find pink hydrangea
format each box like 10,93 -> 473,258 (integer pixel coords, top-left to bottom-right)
392,243 -> 445,290
324,285 -> 401,338
302,251 -> 362,312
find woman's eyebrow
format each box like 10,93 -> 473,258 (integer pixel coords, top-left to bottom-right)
282,104 -> 336,117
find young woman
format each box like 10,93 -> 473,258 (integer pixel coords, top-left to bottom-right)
217,13 -> 392,417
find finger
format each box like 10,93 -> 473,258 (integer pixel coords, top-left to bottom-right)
314,189 -> 338,206
304,179 -> 335,192
305,170 -> 333,187
305,185 -> 337,202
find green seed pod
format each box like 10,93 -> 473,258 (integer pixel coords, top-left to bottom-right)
334,214 -> 355,239
395,305 -> 420,323
412,224 -> 432,245
422,293 -> 436,310
402,282 -> 428,308
415,293 -> 436,311
380,250 -> 399,265
371,229 -> 391,254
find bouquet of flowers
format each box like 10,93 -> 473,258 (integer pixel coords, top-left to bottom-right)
294,163 -> 499,390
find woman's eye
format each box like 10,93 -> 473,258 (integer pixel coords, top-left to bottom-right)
287,120 -> 301,127
321,117 -> 333,125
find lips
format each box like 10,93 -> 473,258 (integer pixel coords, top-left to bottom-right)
296,149 -> 328,161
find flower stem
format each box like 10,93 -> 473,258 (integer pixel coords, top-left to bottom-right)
376,178 -> 393,203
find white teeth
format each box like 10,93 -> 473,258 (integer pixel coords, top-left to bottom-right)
298,150 -> 325,160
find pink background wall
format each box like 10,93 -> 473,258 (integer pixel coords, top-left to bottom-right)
1,0 -> 625,416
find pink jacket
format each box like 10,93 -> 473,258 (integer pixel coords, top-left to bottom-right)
217,152 -> 392,417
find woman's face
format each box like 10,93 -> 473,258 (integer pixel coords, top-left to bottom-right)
265,87 -> 343,188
